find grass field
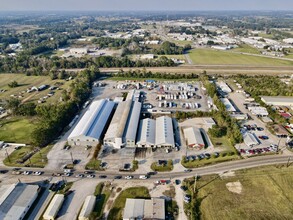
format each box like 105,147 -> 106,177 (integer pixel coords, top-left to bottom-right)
0,73 -> 71,104
0,117 -> 35,144
192,165 -> 293,220
189,48 -> 293,66
231,44 -> 261,54
108,187 -> 150,220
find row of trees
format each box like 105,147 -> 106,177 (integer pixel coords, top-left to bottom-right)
0,54 -> 177,75
200,75 -> 243,145
114,69 -> 199,80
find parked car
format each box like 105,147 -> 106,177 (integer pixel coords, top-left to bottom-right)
88,174 -> 96,178
98,175 -> 107,179
76,174 -> 85,178
139,175 -> 148,179
114,175 -> 122,179
125,175 -> 133,180
33,171 -> 42,176
22,171 -> 31,175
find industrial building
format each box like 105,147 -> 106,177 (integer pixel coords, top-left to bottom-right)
155,116 -> 175,148
136,118 -> 156,148
123,198 -> 165,220
78,195 -> 96,220
0,183 -> 39,220
43,194 -> 64,220
68,99 -> 115,147
104,100 -> 141,148
216,81 -> 232,93
243,132 -> 259,147
248,106 -> 269,117
261,96 -> 293,107
220,98 -> 236,112
183,127 -> 205,149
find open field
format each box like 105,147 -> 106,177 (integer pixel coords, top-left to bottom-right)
0,74 -> 71,104
231,44 -> 261,54
0,117 -> 35,144
189,48 -> 293,66
108,187 -> 150,220
194,165 -> 293,220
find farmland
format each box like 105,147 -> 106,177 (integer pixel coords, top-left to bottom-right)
188,48 -> 293,66
0,74 -> 71,104
194,165 -> 293,220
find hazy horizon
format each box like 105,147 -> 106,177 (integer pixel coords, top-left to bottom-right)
1,0 -> 293,11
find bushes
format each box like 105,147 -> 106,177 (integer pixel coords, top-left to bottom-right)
151,159 -> 173,172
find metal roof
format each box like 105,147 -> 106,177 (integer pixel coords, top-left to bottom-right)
155,116 -> 175,146
144,198 -> 165,220
43,194 -> 64,220
243,132 -> 259,147
220,98 -> 236,112
0,183 -> 39,220
261,96 -> 293,106
123,198 -> 145,220
183,127 -> 205,147
104,100 -> 132,140
125,101 -> 142,141
68,99 -> 115,140
78,195 -> 96,220
137,118 -> 156,146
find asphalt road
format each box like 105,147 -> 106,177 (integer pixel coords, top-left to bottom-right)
1,155 -> 291,182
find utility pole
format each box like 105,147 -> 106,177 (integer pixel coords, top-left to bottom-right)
193,173 -> 198,193
70,152 -> 74,164
287,157 -> 291,167
5,148 -> 10,163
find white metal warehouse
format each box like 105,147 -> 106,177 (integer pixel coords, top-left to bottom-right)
261,96 -> 293,107
43,194 -> 64,220
183,127 -> 205,149
0,183 -> 39,220
104,100 -> 141,148
155,116 -> 175,148
68,99 -> 115,146
243,132 -> 259,147
136,118 -> 156,148
78,195 -> 96,220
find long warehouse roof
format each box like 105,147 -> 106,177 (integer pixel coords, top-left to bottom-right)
125,101 -> 142,141
43,194 -> 64,219
137,118 -> 156,145
155,116 -> 175,146
68,99 -> 115,140
104,100 -> 132,140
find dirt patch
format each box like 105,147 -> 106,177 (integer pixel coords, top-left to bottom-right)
220,171 -> 236,179
226,181 -> 242,194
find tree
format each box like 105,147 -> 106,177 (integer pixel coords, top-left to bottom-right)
8,80 -> 19,88
6,97 -> 21,115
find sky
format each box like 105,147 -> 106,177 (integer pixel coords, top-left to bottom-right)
1,0 -> 293,11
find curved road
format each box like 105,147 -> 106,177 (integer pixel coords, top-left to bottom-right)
1,155 -> 291,181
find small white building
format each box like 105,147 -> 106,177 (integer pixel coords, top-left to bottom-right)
43,194 -> 64,220
78,195 -> 96,220
243,132 -> 259,147
183,127 -> 205,149
248,106 -> 269,117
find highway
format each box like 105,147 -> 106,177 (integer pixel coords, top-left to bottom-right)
0,155 -> 291,182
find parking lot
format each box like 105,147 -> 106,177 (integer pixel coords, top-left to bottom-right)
228,86 -> 281,156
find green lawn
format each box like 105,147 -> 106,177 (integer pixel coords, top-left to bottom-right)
192,165 -> 293,220
3,146 -> 34,167
189,48 -> 293,66
108,187 -> 150,220
85,159 -> 103,171
231,44 -> 261,54
151,160 -> 173,172
0,117 -> 35,144
182,153 -> 239,168
28,145 -> 53,168
209,136 -> 235,152
0,73 -> 71,104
